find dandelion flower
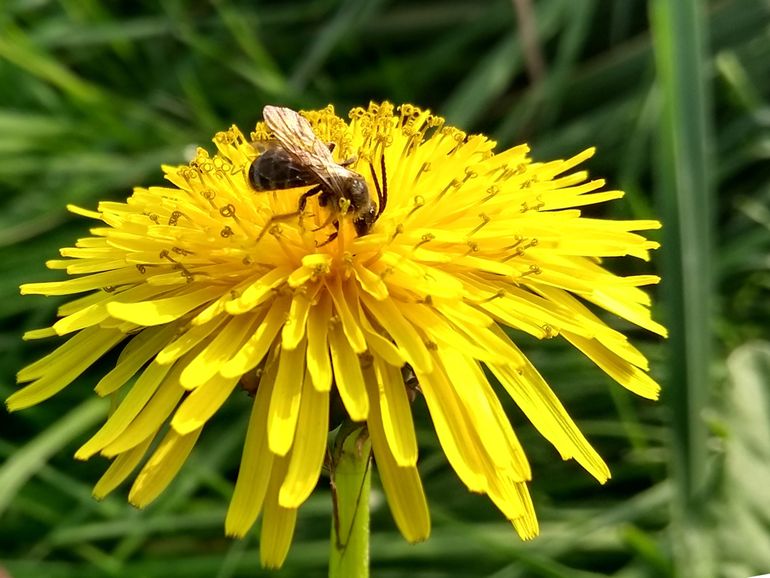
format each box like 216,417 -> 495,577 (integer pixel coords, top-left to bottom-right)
10,102 -> 665,567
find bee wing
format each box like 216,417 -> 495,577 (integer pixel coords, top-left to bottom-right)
262,106 -> 348,193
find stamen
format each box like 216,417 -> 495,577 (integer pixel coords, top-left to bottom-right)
482,185 -> 499,202
408,195 -> 425,217
476,289 -> 505,303
468,213 -> 491,237
519,264 -> 541,278
413,161 -> 431,184
414,233 -> 435,250
168,210 -> 185,226
438,178 -> 462,199
502,238 -> 538,262
160,249 -> 194,282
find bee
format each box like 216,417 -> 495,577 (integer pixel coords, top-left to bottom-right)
249,105 -> 387,242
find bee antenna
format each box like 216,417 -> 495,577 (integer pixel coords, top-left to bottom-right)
369,155 -> 388,218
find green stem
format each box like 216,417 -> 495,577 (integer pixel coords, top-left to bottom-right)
329,427 -> 371,578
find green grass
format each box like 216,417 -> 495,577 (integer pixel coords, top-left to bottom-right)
2,1 -> 770,576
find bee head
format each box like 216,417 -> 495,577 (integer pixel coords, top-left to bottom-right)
353,204 -> 377,236
347,175 -> 370,209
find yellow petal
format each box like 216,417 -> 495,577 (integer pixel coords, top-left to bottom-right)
281,286 -> 317,350
564,332 -> 660,400
416,362 -> 486,492
155,316 -> 226,365
365,364 -> 430,542
221,296 -> 290,378
260,458 -> 297,569
488,333 -> 609,483
9,329 -> 125,411
102,363 -> 186,456
279,369 -> 329,508
129,427 -> 202,507
225,266 -> 293,315
225,353 -> 278,537
76,361 -> 172,460
267,339 -> 306,456
373,356 -> 417,467
107,285 -> 224,326
93,436 -> 154,500
95,324 -> 178,395
306,291 -> 332,392
171,373 -> 240,434
179,314 -> 257,389
360,293 -> 432,374
328,321 -> 368,422
326,276 -> 367,354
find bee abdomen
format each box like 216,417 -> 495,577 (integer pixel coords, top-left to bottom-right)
248,147 -> 314,191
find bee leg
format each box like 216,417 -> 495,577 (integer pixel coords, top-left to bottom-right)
298,185 -> 323,213
312,210 -> 338,232
339,154 -> 358,167
255,210 -> 300,243
316,221 -> 340,247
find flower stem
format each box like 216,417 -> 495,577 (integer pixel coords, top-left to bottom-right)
329,426 -> 371,578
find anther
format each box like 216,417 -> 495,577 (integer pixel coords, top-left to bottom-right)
465,240 -> 479,255
168,210 -> 184,226
136,264 -> 147,274
479,289 -> 505,303
482,185 -> 499,202
414,233 -> 434,250
148,213 -> 160,224
438,178 -> 462,199
408,195 -> 425,217
520,265 -> 541,278
172,247 -> 194,256
220,204 -> 236,218
220,226 -> 234,238
468,213 -> 491,236
413,162 -> 431,184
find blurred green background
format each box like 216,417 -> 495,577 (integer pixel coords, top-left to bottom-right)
1,0 -> 770,576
